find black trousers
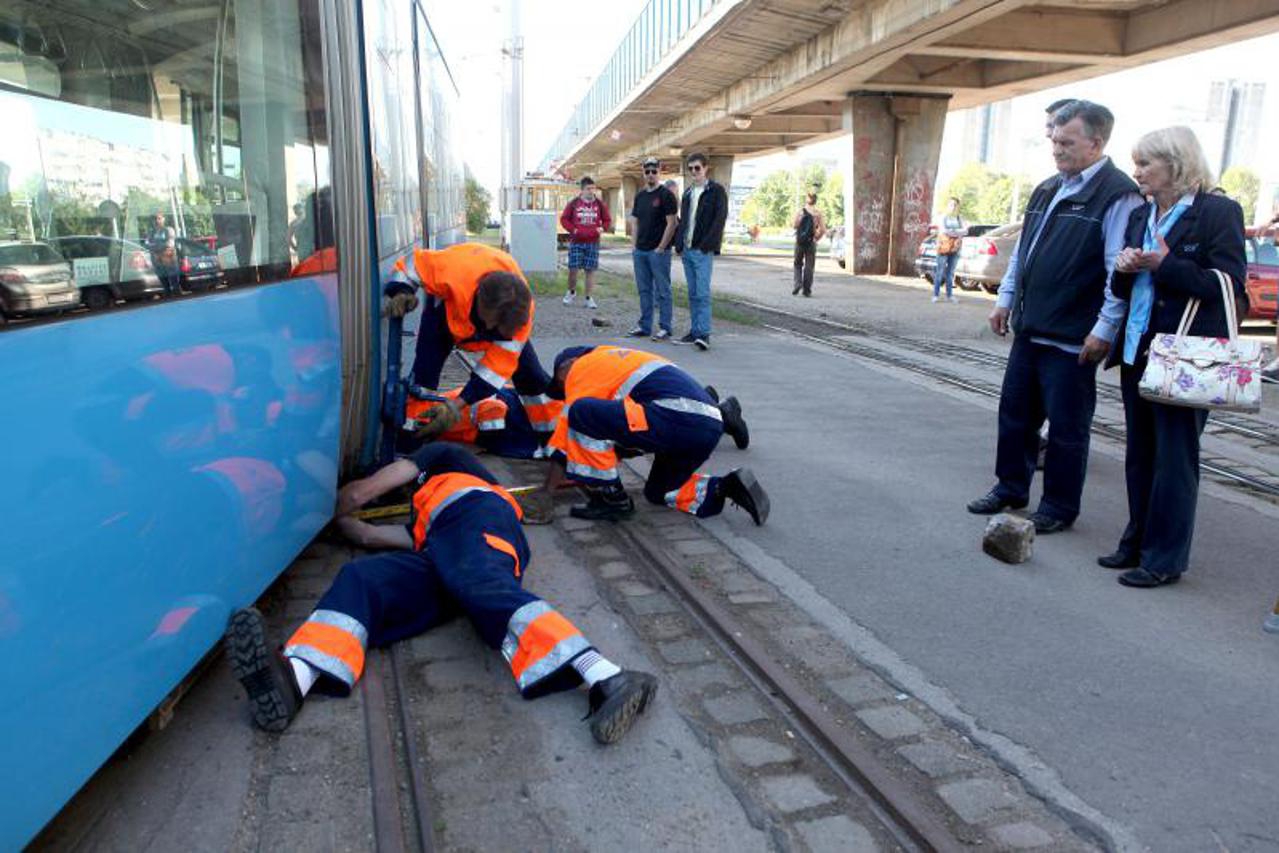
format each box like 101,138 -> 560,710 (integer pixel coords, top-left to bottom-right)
1115,362 -> 1208,576
411,296 -> 550,394
793,242 -> 816,294
994,336 -> 1098,522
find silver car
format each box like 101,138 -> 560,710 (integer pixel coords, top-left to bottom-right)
0,241 -> 80,324
954,223 -> 1022,294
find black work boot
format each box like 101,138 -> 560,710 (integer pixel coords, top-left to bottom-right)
570,485 -> 636,522
719,396 -> 750,450
704,384 -> 720,403
719,468 -> 769,526
225,608 -> 303,732
586,670 -> 658,745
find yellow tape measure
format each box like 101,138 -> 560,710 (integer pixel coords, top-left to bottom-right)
350,484 -> 540,520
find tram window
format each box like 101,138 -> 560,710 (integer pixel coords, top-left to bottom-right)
0,0 -> 332,330
416,10 -> 465,247
365,0 -> 422,258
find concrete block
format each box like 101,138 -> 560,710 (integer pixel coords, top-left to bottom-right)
673,538 -> 723,557
937,778 -> 1022,824
983,513 -> 1035,564
669,663 -> 737,694
895,740 -> 977,779
725,735 -> 795,768
274,731 -> 333,772
794,815 -> 880,853
627,591 -> 682,616
990,821 -> 1056,849
703,692 -> 769,726
260,819 -> 337,851
617,580 -> 658,597
639,613 -> 692,640
728,591 -> 777,605
597,560 -> 633,579
855,706 -> 927,740
657,638 -> 714,665
267,774 -> 332,819
826,674 -> 894,708
720,571 -> 768,594
758,774 -> 836,814
589,545 -> 624,560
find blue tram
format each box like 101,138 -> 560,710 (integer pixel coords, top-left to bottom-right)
0,0 -> 465,844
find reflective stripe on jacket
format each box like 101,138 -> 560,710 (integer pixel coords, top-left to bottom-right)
410,472 -> 523,549
547,346 -> 672,458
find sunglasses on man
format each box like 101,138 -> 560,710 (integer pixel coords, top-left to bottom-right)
643,168 -> 658,174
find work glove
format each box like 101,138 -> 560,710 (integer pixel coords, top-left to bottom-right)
412,398 -> 462,440
384,291 -> 419,318
516,488 -> 555,526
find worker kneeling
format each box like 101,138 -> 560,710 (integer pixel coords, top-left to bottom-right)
224,444 -> 657,745
403,385 -> 562,460
543,345 -> 768,524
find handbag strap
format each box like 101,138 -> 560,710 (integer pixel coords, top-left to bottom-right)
1172,270 -> 1239,352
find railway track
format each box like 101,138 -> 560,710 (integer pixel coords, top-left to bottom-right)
725,297 -> 1279,503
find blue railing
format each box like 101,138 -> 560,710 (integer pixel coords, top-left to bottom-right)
538,0 -> 725,172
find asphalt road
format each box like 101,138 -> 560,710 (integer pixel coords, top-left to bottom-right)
538,326 -> 1279,853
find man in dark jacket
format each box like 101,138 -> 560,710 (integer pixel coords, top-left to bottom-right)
673,153 -> 728,350
967,101 -> 1144,533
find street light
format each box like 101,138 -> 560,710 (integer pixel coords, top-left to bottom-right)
732,115 -> 752,130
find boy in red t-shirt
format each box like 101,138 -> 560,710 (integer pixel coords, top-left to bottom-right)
559,177 -> 612,309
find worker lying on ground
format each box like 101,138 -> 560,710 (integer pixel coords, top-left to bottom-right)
540,345 -> 768,524
384,243 -> 551,438
225,444 -> 658,744
402,384 -> 563,460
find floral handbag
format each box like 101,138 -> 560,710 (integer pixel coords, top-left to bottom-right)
1138,269 -> 1262,413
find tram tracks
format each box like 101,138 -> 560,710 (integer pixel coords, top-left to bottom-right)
726,297 -> 1279,503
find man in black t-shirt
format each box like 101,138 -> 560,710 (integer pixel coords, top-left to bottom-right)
627,157 -> 679,340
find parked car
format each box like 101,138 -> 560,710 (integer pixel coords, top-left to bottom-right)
175,238 -> 226,292
47,235 -> 165,310
914,227 -> 938,281
955,223 -> 1022,293
1244,226 -> 1278,322
0,241 -> 80,323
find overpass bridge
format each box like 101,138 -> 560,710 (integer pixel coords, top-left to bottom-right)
539,0 -> 1279,274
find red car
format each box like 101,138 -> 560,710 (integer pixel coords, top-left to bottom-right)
1244,227 -> 1278,321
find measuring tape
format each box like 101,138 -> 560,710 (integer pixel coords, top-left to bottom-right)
351,484 -> 541,520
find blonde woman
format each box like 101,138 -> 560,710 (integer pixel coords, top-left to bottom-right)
1103,126 -> 1248,588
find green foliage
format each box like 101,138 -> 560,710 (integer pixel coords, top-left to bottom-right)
1220,166 -> 1259,221
742,164 -> 843,228
464,173 -> 492,234
942,163 -> 1033,225
747,170 -> 795,227
820,171 -> 844,227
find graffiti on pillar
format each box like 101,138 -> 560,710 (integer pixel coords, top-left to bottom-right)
855,194 -> 887,264
899,169 -> 934,244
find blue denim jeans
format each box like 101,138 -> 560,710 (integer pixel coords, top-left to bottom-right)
681,249 -> 714,339
933,252 -> 957,298
632,249 -> 673,335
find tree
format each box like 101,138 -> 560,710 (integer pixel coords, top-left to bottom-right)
748,169 -> 795,228
941,162 -> 1033,225
819,171 -> 844,227
464,173 -> 491,234
1220,166 -> 1260,223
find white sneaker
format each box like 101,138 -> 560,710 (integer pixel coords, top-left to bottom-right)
947,295 -> 959,304
585,296 -> 598,310
651,329 -> 671,341
931,296 -> 939,303
562,291 -> 575,305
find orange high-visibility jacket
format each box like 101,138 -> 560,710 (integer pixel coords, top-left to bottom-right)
548,347 -> 671,455
410,471 -> 522,550
405,388 -> 508,444
393,244 -> 534,392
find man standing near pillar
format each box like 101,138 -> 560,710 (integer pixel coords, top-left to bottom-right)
967,100 -> 1143,534
674,153 -> 728,350
627,157 -> 679,341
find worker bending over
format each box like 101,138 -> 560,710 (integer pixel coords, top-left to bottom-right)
385,243 -> 551,435
542,345 -> 768,524
225,444 -> 657,745
403,385 -> 563,460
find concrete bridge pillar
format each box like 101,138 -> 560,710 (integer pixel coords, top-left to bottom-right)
617,176 -> 640,234
844,94 -> 949,275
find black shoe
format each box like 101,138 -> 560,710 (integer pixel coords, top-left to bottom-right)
627,326 -> 650,338
225,608 -> 303,733
802,290 -> 812,297
1097,550 -> 1140,570
966,490 -> 1028,515
586,670 -> 658,745
704,384 -> 719,403
1117,568 -> 1181,588
693,336 -> 710,351
719,396 -> 750,450
1028,511 -> 1072,534
570,488 -> 636,522
719,468 -> 769,525
672,333 -> 697,346
792,282 -> 802,295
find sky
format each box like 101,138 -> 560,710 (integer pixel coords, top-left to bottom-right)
425,1 -> 1279,217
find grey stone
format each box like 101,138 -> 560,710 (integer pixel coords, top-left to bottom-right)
855,706 -> 928,740
267,774 -> 332,818
826,674 -> 894,707
657,638 -> 714,665
896,740 -> 977,779
589,545 -> 624,560
937,778 -> 1022,824
673,538 -> 723,556
982,513 -> 1035,564
721,571 -> 770,594
669,663 -> 737,693
990,821 -> 1056,849
728,591 -> 777,605
627,591 -> 682,616
757,774 -> 836,814
274,732 -> 334,772
617,580 -> 658,597
725,736 -> 795,768
703,692 -> 769,726
597,560 -> 633,578
260,819 -> 337,851
640,613 -> 692,640
795,815 -> 879,853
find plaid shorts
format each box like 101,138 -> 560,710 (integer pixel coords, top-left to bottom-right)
567,241 -> 600,270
